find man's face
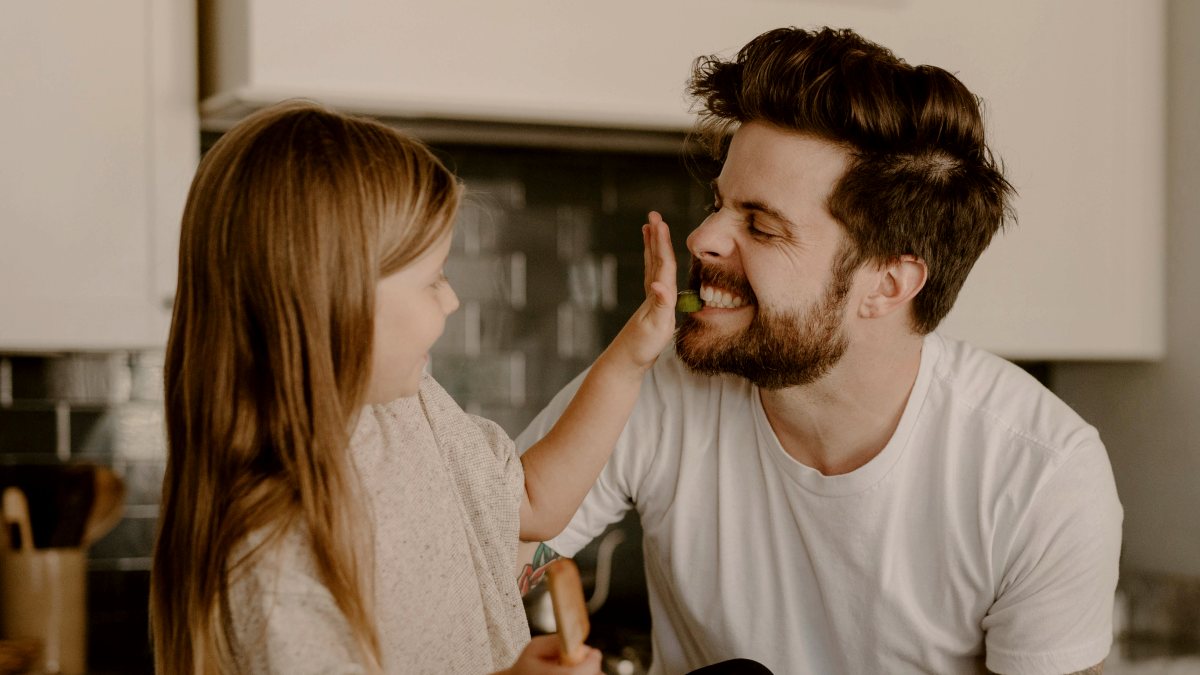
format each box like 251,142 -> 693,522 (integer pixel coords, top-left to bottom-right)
676,122 -> 857,389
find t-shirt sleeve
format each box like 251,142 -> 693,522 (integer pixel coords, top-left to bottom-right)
226,532 -> 367,675
515,365 -> 649,557
982,436 -> 1123,675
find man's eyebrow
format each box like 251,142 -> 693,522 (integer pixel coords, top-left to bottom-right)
710,180 -> 796,230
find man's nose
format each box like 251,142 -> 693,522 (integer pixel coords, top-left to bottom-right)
687,213 -> 736,261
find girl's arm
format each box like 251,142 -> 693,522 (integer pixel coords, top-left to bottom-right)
517,212 -> 676,541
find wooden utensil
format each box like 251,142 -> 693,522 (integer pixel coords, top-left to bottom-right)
2,485 -> 88,675
545,558 -> 590,666
46,466 -> 95,548
2,464 -> 95,548
2,487 -> 34,552
81,466 -> 124,548
0,637 -> 42,675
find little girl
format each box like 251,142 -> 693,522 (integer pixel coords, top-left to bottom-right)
150,101 -> 677,674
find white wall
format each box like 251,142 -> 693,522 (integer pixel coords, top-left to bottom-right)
1053,0 -> 1200,576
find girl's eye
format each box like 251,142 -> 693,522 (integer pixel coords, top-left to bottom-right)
431,273 -> 449,288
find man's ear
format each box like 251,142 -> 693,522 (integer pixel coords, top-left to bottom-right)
857,255 -> 927,319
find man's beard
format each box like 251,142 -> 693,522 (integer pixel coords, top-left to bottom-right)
675,260 -> 852,390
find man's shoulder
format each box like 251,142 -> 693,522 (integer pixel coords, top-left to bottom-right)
926,334 -> 1100,461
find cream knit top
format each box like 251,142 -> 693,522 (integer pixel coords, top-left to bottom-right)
225,375 -> 531,674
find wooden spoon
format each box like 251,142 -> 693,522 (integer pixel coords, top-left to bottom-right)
2,487 -> 35,552
80,467 -> 124,548
546,558 -> 590,666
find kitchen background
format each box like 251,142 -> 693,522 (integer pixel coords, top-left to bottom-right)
1,1 -> 1198,673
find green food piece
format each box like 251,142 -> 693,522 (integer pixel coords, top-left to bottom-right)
676,290 -> 703,313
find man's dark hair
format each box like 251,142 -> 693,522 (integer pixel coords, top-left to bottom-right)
689,27 -> 1015,333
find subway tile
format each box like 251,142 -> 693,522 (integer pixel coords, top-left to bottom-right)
8,356 -> 53,399
554,207 -> 594,259
520,156 -> 603,210
71,409 -> 115,457
431,352 -> 526,408
521,257 -> 573,310
49,354 -> 132,404
612,253 -> 652,309
87,557 -> 152,572
565,255 -> 618,310
432,303 -> 521,357
88,515 -> 158,560
0,358 -> 11,405
445,253 -> 525,306
556,304 -> 601,359
598,310 -> 631,348
454,198 -> 505,254
111,401 -> 167,461
470,405 -> 541,439
129,351 -> 164,402
496,207 -> 568,256
591,212 -> 652,254
591,181 -> 713,257
10,354 -> 133,404
0,407 -> 58,455
601,154 -> 696,217
460,176 -> 526,210
112,459 -> 166,507
520,351 -> 596,416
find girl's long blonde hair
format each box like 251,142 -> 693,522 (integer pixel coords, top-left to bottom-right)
151,101 -> 461,674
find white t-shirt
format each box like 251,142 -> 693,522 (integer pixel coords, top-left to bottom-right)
516,333 -> 1122,675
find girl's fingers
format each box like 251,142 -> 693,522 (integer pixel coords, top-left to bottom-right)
656,220 -> 675,286
642,222 -> 653,295
643,211 -> 675,297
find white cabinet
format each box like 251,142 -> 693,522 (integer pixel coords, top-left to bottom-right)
0,0 -> 198,351
200,0 -> 1165,360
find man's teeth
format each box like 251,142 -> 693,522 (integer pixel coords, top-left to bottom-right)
699,285 -> 747,309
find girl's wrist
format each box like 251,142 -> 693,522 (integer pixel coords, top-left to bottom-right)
595,344 -> 653,382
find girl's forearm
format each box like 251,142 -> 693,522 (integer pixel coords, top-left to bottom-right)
518,346 -> 645,541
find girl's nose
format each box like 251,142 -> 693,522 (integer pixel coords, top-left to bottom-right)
686,212 -> 736,261
443,284 -> 460,315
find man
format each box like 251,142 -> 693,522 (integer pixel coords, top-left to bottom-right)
517,27 -> 1121,675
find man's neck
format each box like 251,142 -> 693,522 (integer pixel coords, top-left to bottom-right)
758,333 -> 925,476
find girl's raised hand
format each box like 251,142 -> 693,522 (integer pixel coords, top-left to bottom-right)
611,211 -> 677,371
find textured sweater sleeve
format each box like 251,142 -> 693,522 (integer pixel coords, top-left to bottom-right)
225,529 -> 367,675
467,412 -> 526,513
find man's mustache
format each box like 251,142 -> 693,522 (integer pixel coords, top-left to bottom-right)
687,259 -> 758,305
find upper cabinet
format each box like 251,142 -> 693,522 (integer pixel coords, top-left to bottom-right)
208,1 -> 1163,361
0,0 -> 198,351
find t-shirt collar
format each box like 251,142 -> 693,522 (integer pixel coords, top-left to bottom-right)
753,333 -> 943,497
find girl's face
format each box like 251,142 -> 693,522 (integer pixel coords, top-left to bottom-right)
365,231 -> 458,403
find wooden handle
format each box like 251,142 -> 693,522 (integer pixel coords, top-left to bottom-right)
81,466 -> 125,547
3,487 -> 35,552
545,558 -> 590,665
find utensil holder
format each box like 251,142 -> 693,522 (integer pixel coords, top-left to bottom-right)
0,547 -> 86,675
